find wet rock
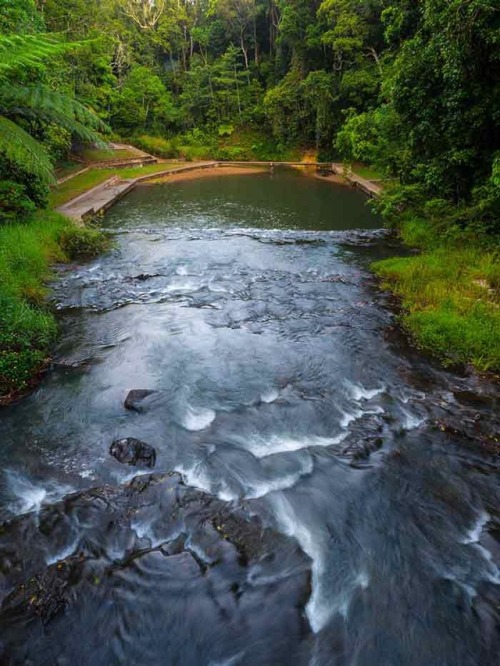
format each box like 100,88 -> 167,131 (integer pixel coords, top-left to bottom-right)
110,437 -> 156,467
3,556 -> 84,625
0,472 -> 312,664
124,389 -> 157,412
52,356 -> 94,371
434,419 -> 500,455
125,273 -> 161,282
452,390 -> 497,408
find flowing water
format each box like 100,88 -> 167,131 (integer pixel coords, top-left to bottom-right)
0,170 -> 498,665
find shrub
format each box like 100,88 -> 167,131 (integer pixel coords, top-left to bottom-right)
0,349 -> 47,394
58,226 -> 109,259
133,135 -> 180,159
0,181 -> 36,224
0,161 -> 49,208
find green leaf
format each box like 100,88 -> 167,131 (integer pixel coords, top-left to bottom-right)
0,116 -> 54,183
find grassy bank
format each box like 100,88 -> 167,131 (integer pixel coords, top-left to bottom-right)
373,218 -> 500,372
50,162 -> 179,208
131,128 -> 305,163
0,211 -> 108,400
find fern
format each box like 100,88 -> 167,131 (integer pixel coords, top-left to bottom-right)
0,33 -> 109,183
0,117 -> 54,182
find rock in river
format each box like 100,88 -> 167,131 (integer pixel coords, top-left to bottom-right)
110,437 -> 157,467
124,389 -> 157,412
0,472 -> 312,665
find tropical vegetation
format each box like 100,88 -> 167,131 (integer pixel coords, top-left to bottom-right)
0,0 -> 499,396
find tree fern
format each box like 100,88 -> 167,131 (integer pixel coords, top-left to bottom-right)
0,33 -> 109,184
0,34 -> 74,76
0,117 -> 54,182
0,85 -> 109,133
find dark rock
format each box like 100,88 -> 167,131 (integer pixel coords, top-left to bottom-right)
0,472 -> 312,665
125,273 -> 161,282
124,389 -> 157,412
3,556 -> 84,625
52,356 -> 94,371
110,437 -> 156,467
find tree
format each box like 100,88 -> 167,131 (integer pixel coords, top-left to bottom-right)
116,0 -> 167,30
215,0 -> 258,68
0,33 -> 108,182
111,65 -> 178,132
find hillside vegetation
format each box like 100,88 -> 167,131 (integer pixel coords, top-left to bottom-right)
0,0 -> 498,394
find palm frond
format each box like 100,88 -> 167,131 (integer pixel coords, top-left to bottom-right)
0,116 -> 54,183
0,34 -> 80,78
0,85 -> 110,135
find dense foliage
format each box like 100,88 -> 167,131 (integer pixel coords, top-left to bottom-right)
0,0 -> 498,387
1,0 -> 498,225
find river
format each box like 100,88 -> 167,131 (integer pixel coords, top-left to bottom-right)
0,170 -> 498,665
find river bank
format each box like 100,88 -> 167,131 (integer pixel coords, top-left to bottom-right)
373,216 -> 500,374
0,212 -> 108,402
1,159 -> 498,402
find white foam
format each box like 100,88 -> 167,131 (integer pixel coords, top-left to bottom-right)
461,512 -> 499,584
243,433 -> 347,458
79,469 -> 95,479
245,457 -> 314,499
166,277 -> 201,293
46,538 -> 80,566
345,381 -> 385,402
340,409 -> 363,428
462,512 -> 489,545
271,493 -> 330,632
400,408 -> 425,430
334,572 -> 371,619
340,405 -> 384,428
4,470 -> 73,517
260,388 -> 280,404
181,406 -> 216,431
176,462 -> 237,501
131,514 -> 158,540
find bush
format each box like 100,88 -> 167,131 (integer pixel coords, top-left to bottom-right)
0,161 -> 49,208
0,181 -> 36,224
0,293 -> 57,395
0,349 -> 47,394
133,135 -> 180,159
0,211 -> 109,397
58,226 -> 109,259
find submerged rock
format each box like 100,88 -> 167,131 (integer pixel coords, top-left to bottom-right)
0,473 -> 312,664
124,389 -> 157,412
110,437 -> 156,467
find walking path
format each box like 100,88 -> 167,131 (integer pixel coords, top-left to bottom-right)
331,163 -> 382,197
57,163 -> 216,222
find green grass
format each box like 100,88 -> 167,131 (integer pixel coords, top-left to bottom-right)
351,162 -> 384,181
80,147 -> 138,162
0,211 -> 108,398
49,163 -> 179,207
55,161 -> 87,179
373,223 -> 500,372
